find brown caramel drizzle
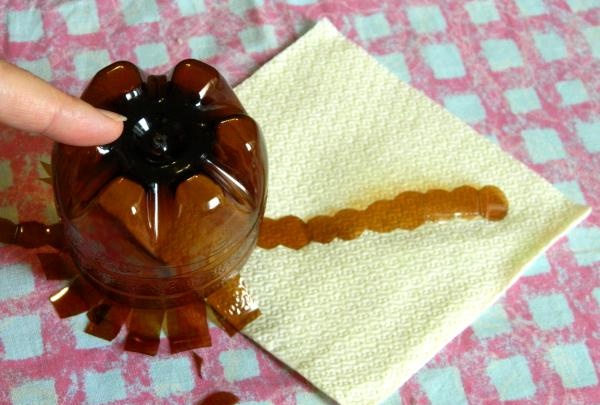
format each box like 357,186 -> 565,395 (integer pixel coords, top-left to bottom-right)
257,185 -> 508,250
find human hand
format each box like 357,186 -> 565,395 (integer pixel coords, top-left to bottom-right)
0,60 -> 125,146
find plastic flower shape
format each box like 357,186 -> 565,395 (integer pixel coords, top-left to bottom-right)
43,60 -> 267,355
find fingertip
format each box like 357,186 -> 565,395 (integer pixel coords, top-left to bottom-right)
78,107 -> 125,145
47,104 -> 125,147
99,118 -> 125,144
49,116 -> 123,147
85,115 -> 124,146
97,109 -> 127,123
0,61 -> 126,146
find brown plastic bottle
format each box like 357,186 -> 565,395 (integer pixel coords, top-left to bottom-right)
52,60 -> 266,319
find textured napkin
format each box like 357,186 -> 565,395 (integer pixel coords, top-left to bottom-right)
234,20 -> 590,405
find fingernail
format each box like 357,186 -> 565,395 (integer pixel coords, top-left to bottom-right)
98,108 -> 127,122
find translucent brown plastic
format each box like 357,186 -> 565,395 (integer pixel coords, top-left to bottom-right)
257,185 -> 508,249
45,59 -> 267,355
198,392 -> 240,405
205,275 -> 261,334
192,352 -> 204,378
0,218 -> 63,250
53,60 -> 266,308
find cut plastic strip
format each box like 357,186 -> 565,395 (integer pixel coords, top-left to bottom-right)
166,300 -> 211,353
50,276 -> 103,318
124,308 -> 164,355
192,352 -> 204,378
210,309 -> 240,337
205,275 -> 261,333
37,253 -> 78,280
199,392 -> 240,405
41,161 -> 53,177
85,299 -> 131,341
0,218 -> 64,250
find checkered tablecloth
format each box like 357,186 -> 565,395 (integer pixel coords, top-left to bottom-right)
0,1 -> 599,404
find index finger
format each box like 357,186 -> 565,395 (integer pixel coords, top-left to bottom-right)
0,60 -> 125,146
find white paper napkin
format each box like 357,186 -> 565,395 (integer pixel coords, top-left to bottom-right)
234,19 -> 590,405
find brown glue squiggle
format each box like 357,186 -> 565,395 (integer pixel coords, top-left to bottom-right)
257,185 -> 508,250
